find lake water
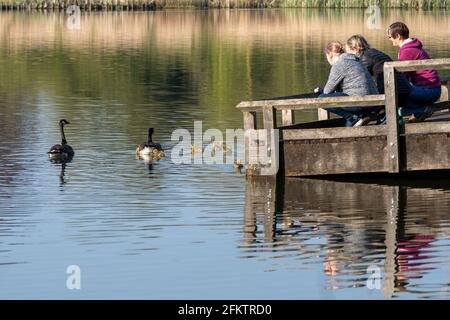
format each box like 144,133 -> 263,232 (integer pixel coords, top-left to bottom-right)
0,8 -> 449,299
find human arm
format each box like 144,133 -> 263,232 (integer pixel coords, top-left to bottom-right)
323,63 -> 344,94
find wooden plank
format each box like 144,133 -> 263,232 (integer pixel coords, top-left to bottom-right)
262,106 -> 277,130
243,111 -> 257,173
281,109 -> 295,126
385,58 -> 450,72
317,108 -> 330,121
282,137 -> 388,176
236,94 -> 386,112
440,83 -> 449,103
282,125 -> 386,140
384,65 -> 401,173
261,106 -> 278,176
243,111 -> 257,130
404,121 -> 450,135
405,133 -> 450,171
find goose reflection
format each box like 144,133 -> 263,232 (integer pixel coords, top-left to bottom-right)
59,162 -> 67,185
242,176 -> 449,298
48,159 -> 70,186
136,154 -> 154,172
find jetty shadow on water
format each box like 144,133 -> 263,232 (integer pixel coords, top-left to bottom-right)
242,175 -> 450,299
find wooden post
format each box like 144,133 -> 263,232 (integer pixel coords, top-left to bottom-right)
243,111 -> 258,175
318,108 -> 330,121
384,65 -> 401,173
263,106 -> 276,130
243,111 -> 256,131
440,79 -> 449,107
261,106 -> 278,176
281,109 -> 295,126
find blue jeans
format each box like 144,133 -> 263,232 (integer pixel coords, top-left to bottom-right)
404,85 -> 441,116
320,92 -> 378,127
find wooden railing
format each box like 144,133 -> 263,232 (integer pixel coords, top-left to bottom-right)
236,58 -> 450,175
383,59 -> 450,172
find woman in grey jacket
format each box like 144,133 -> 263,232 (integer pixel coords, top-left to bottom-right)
318,42 -> 379,127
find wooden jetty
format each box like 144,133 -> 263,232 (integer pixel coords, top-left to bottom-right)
236,58 -> 450,176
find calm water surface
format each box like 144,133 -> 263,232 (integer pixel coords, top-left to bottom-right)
0,9 -> 450,299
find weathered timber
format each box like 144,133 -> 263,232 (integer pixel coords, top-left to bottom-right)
440,76 -> 449,103
282,125 -> 386,140
237,58 -> 450,177
385,58 -> 450,72
281,109 -> 295,126
404,120 -> 450,135
261,106 -> 278,176
384,64 -> 401,173
317,108 -> 330,121
236,94 -> 385,112
243,111 -> 257,168
282,136 -> 388,176
405,133 -> 450,171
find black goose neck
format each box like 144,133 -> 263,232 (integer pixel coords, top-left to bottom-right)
147,128 -> 154,145
60,121 -> 67,145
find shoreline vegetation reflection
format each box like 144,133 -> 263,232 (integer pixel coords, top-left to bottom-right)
0,9 -> 449,299
0,0 -> 450,11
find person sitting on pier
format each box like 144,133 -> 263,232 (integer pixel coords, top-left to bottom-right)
387,22 -> 441,123
345,34 -> 412,124
316,41 -> 379,127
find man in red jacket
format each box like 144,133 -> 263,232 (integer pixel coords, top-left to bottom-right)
387,22 -> 441,122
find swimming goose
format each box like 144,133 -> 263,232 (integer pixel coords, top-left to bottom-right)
48,119 -> 74,161
136,128 -> 165,160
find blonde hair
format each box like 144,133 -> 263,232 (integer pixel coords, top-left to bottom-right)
324,41 -> 344,55
346,35 -> 371,54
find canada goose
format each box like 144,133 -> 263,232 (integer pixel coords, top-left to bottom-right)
48,119 -> 74,160
234,159 -> 243,171
136,128 -> 165,160
234,159 -> 244,173
212,141 -> 232,154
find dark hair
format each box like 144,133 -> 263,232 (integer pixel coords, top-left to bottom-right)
387,22 -> 409,39
324,41 -> 344,55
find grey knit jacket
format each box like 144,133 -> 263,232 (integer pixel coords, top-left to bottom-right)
323,53 -> 379,96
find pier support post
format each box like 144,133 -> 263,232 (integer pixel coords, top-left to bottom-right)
317,108 -> 330,121
440,78 -> 449,108
243,111 -> 257,175
281,109 -> 295,126
384,65 -> 401,173
261,106 -> 278,176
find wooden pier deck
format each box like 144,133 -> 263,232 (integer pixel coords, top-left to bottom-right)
236,58 -> 450,177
